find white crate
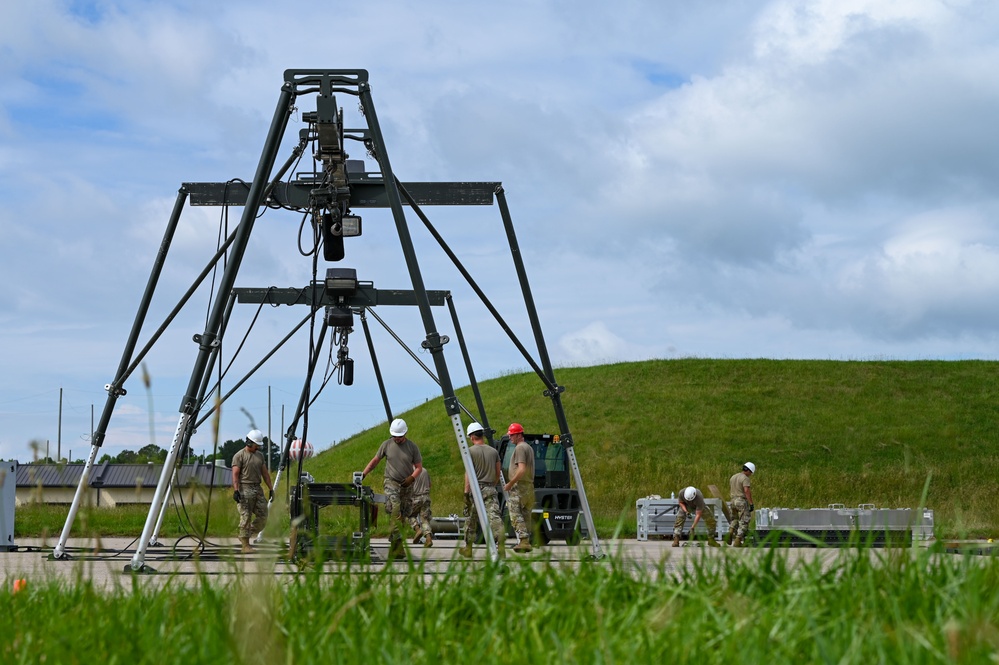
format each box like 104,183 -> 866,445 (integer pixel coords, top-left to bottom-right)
755,504 -> 935,546
636,496 -> 729,542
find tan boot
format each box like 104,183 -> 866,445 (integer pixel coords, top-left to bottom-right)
726,526 -> 736,545
707,537 -> 720,548
424,534 -> 433,548
239,537 -> 254,554
513,538 -> 533,553
733,536 -> 744,548
458,544 -> 473,558
672,534 -> 680,548
412,527 -> 423,545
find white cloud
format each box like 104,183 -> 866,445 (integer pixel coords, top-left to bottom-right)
558,322 -> 637,365
834,209 -> 999,335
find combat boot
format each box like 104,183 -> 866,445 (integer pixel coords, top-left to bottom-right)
497,541 -> 506,559
726,525 -> 737,545
733,536 -> 744,548
513,538 -> 533,553
707,537 -> 720,548
388,537 -> 407,560
424,533 -> 433,548
239,537 -> 254,554
458,544 -> 473,558
412,527 -> 423,544
671,534 -> 680,548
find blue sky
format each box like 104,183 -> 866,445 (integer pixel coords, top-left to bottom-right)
3,0 -> 999,462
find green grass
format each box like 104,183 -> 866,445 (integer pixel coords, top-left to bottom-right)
2,547 -> 998,663
304,359 -> 999,539
15,502 -> 243,541
16,359 -> 999,539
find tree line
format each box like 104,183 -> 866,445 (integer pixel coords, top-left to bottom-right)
21,439 -> 282,471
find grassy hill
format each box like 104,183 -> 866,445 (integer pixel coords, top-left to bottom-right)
303,359 -> 999,539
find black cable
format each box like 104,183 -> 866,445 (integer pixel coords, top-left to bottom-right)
264,147 -> 309,212
205,181 -> 242,329
306,340 -> 338,409
212,294 -> 272,393
297,209 -> 318,257
297,219 -> 322,485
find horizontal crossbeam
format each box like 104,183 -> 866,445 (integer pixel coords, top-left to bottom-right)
234,284 -> 449,307
185,180 -> 498,208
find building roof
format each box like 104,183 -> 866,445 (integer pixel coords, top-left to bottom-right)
15,462 -> 232,488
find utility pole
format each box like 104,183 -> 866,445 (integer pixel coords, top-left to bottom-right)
57,387 -> 62,462
267,385 -> 272,469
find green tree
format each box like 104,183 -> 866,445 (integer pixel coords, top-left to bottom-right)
210,438 -> 280,470
218,439 -> 246,467
136,444 -> 167,463
262,438 -> 281,470
116,449 -> 138,463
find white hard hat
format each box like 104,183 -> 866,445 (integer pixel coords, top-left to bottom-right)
683,486 -> 697,502
246,429 -> 264,445
743,462 -> 756,474
466,422 -> 484,437
389,418 -> 408,437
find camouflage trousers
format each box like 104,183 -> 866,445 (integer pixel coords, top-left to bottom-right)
506,482 -> 535,541
729,496 -> 752,538
407,490 -> 433,537
383,479 -> 412,542
464,485 -> 505,547
237,485 -> 268,538
673,506 -> 717,539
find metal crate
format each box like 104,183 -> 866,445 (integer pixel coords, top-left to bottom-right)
636,496 -> 730,542
755,504 -> 935,546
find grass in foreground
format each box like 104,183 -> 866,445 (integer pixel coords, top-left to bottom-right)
2,546 -> 998,664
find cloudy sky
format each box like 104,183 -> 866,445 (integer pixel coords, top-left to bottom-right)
2,0 -> 998,463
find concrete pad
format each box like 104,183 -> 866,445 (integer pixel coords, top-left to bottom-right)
0,535 -> 951,591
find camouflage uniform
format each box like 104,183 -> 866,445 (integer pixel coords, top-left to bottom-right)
407,468 -> 432,539
507,482 -> 536,541
408,492 -> 432,537
369,436 -> 422,545
383,479 -> 412,543
237,485 -> 268,539
232,446 -> 270,539
673,489 -> 717,540
465,486 -> 505,547
507,439 -> 536,542
730,496 -> 752,538
729,471 -> 753,540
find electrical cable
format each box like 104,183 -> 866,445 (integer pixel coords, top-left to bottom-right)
205,181 -> 237,329
297,209 -> 317,257
212,293 -> 273,393
295,215 -> 322,490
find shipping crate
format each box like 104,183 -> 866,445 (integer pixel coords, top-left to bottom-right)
636,496 -> 730,542
754,504 -> 934,546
